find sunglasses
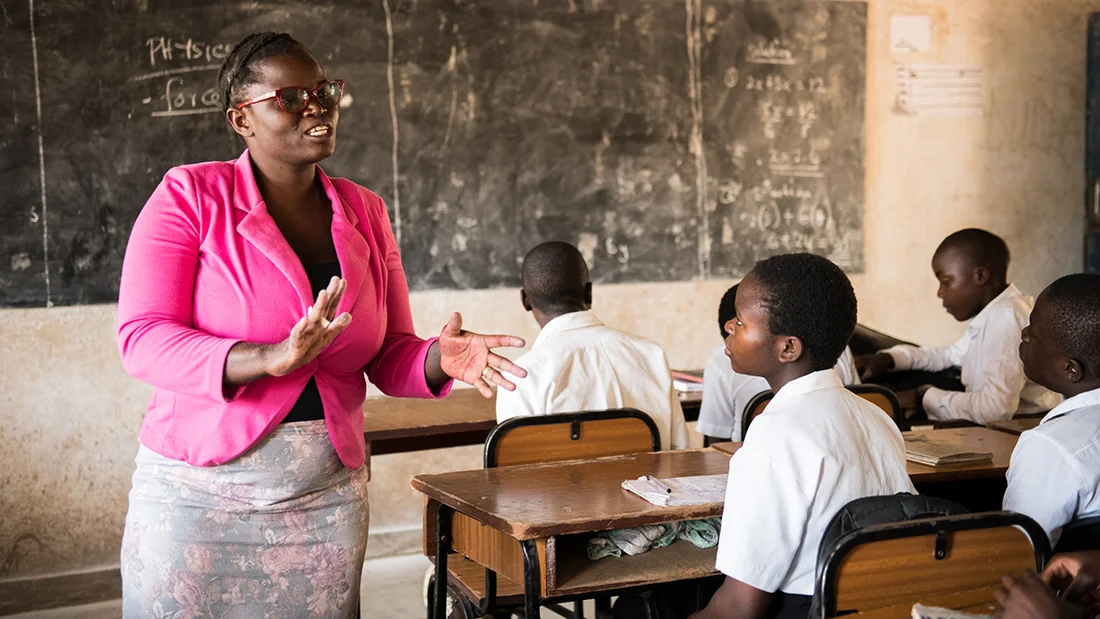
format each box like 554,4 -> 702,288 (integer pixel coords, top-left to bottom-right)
236,79 -> 345,114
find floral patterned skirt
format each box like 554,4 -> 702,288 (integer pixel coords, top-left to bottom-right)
121,420 -> 369,619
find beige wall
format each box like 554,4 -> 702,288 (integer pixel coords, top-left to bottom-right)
1,0 -> 1094,586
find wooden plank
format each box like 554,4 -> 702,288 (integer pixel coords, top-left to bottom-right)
365,388 -> 701,456
987,417 -> 1042,436
833,526 -> 1034,612
364,388 -> 495,441
445,554 -> 526,607
547,534 -> 720,598
412,450 -> 730,540
710,427 -> 1018,485
902,428 -> 1017,484
451,512 -> 526,583
370,427 -> 495,456
846,586 -> 1000,618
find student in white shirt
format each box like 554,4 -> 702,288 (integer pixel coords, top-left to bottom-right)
859,228 -> 1060,424
691,254 -> 913,619
1004,273 -> 1100,546
697,284 -> 861,444
495,241 -> 689,450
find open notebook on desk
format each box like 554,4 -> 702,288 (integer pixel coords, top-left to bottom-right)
622,474 -> 727,507
904,434 -> 993,467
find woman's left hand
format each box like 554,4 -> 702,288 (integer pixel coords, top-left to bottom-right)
438,312 -> 528,398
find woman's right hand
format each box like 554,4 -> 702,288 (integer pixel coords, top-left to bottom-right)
223,277 -> 352,387
265,276 -> 352,377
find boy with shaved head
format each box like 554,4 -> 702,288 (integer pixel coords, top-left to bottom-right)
860,228 -> 1060,424
496,241 -> 689,450
1005,273 -> 1100,545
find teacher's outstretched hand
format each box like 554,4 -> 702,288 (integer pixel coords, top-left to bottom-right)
426,312 -> 528,398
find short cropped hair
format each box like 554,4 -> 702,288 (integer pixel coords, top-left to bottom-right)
521,241 -> 590,313
1045,273 -> 1100,374
938,228 -> 1010,283
751,253 -> 857,371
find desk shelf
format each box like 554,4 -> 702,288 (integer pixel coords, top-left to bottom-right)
546,533 -> 719,598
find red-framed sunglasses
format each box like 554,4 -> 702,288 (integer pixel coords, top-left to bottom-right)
236,79 -> 345,114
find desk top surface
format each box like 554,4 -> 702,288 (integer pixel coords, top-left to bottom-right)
364,387 -> 702,441
987,417 -> 1043,436
363,388 -> 496,440
411,449 -> 731,540
710,426 -> 1018,484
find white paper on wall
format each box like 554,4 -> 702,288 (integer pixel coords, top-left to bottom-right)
891,15 -> 932,54
895,63 -> 983,116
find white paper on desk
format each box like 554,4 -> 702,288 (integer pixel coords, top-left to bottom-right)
911,603 -> 992,619
622,474 -> 728,507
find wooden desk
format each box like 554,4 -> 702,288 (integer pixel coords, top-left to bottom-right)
987,417 -> 1042,436
363,388 -> 498,455
412,449 -> 729,617
364,388 -> 703,456
709,427 -> 1018,485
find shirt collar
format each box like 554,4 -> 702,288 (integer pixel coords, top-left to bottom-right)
970,283 -> 1023,328
767,369 -> 844,410
534,310 -> 604,346
231,149 -> 358,227
1041,386 -> 1100,424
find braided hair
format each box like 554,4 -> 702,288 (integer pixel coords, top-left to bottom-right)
218,32 -> 305,112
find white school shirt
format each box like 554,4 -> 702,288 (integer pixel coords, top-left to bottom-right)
1003,387 -> 1100,545
884,284 -> 1061,424
715,370 -> 914,595
495,310 -> 690,450
696,345 -> 860,441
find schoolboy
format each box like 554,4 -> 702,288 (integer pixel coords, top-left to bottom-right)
860,229 -> 1060,424
1004,273 -> 1100,545
697,284 -> 860,444
691,254 -> 913,619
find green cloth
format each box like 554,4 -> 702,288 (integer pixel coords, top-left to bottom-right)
586,518 -> 721,561
678,517 -> 721,548
586,536 -> 622,560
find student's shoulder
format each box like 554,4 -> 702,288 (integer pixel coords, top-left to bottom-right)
1027,405 -> 1100,453
981,287 -> 1034,327
589,325 -> 670,357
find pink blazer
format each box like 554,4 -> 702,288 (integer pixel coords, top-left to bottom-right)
117,150 -> 450,468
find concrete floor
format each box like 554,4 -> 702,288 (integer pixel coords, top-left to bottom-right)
6,554 -> 598,619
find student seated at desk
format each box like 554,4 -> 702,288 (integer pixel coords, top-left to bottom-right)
859,228 -> 1060,425
1004,274 -> 1100,546
697,283 -> 860,444
691,253 -> 913,619
495,241 -> 689,450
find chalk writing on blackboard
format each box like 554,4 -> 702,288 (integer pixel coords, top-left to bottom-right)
135,37 -> 233,118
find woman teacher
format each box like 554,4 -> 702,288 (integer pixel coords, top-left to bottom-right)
116,32 -> 526,617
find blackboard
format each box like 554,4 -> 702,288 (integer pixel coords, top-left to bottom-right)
0,0 -> 865,307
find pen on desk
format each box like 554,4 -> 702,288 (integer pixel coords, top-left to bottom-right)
645,475 -> 673,494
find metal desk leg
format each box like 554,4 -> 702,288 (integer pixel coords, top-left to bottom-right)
477,567 -> 498,616
432,504 -> 453,619
521,539 -> 541,618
